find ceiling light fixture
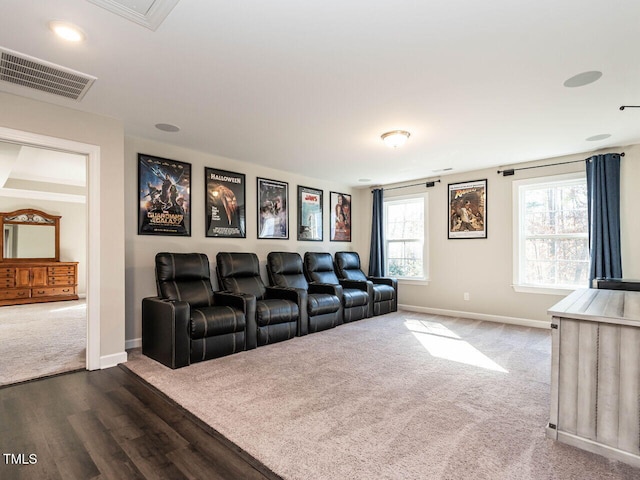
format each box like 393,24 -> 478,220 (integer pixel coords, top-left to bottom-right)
381,130 -> 410,148
48,21 -> 85,42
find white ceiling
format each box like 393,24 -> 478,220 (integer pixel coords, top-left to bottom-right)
1,0 -> 639,187
0,143 -> 87,187
0,140 -> 86,203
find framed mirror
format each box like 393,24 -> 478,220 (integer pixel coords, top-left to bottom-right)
0,209 -> 60,262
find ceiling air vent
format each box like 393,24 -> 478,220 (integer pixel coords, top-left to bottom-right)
87,0 -> 180,31
0,47 -> 96,101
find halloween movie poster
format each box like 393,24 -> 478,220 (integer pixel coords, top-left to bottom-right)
205,167 -> 246,238
138,154 -> 191,236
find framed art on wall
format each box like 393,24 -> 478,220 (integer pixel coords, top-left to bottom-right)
330,191 -> 351,242
257,177 -> 288,239
138,153 -> 191,236
448,179 -> 487,239
205,167 -> 246,238
297,186 -> 323,241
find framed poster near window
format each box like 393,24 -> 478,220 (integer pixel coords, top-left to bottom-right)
138,153 -> 191,236
257,177 -> 288,239
205,167 -> 246,238
330,191 -> 351,242
448,179 -> 487,239
297,186 -> 323,241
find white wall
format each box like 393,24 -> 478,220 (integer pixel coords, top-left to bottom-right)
0,92 -> 125,360
354,144 -> 640,324
125,136 -> 357,344
0,197 -> 87,294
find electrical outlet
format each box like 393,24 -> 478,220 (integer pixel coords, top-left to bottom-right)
464,292 -> 470,301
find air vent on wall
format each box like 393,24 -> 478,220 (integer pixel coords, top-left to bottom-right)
0,47 -> 96,101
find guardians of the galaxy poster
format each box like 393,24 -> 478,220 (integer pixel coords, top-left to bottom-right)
138,154 -> 191,236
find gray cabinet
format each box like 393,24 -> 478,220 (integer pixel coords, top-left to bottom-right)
548,288 -> 640,468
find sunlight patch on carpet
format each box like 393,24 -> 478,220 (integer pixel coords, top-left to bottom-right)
405,319 -> 508,373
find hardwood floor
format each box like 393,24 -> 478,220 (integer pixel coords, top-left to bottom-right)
0,366 -> 282,480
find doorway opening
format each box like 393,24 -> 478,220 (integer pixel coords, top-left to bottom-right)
0,127 -> 101,382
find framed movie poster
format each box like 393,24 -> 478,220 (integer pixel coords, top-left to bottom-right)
448,179 -> 487,239
138,153 -> 191,236
297,186 -> 323,241
205,167 -> 246,238
257,177 -> 288,239
330,191 -> 351,242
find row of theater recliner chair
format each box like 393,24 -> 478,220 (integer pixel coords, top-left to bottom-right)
142,251 -> 398,369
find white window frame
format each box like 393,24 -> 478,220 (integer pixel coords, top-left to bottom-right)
512,172 -> 588,295
384,192 -> 429,284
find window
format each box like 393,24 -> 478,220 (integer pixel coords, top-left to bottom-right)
513,173 -> 589,292
384,193 -> 428,280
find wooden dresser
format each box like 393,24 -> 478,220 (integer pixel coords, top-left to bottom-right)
0,261 -> 79,306
547,288 -> 640,468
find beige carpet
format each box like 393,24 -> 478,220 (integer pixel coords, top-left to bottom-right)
125,310 -> 640,479
0,300 -> 86,386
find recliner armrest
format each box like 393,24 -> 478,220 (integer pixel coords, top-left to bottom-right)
339,279 -> 370,291
368,276 -> 398,289
214,291 -> 258,350
265,285 -> 304,304
266,286 -> 308,336
309,282 -> 343,299
142,296 -> 190,369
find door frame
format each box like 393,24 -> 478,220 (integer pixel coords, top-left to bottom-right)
0,126 -> 101,370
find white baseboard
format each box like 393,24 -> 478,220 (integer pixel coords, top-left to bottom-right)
125,337 -> 142,350
399,304 -> 550,329
100,351 -> 128,369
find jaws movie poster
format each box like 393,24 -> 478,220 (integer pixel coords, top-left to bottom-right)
138,153 -> 191,236
205,167 -> 246,238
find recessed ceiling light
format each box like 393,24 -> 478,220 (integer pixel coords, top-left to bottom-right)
586,133 -> 611,141
358,178 -> 372,183
48,21 -> 85,42
563,71 -> 602,88
155,123 -> 180,132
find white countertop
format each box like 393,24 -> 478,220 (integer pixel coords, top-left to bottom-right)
548,288 -> 640,327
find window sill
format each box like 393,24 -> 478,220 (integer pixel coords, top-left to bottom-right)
398,278 -> 430,286
512,284 -> 581,296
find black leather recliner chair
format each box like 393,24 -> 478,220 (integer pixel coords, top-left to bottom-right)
266,252 -> 342,333
142,252 -> 255,369
334,251 -> 398,316
216,252 -> 301,345
303,252 -> 369,322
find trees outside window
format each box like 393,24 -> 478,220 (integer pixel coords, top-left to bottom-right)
384,194 -> 428,280
514,173 -> 588,290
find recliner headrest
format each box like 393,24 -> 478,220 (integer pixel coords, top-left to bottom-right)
335,251 -> 361,270
155,252 -> 210,282
267,252 -> 303,275
304,252 -> 334,272
216,252 -> 260,278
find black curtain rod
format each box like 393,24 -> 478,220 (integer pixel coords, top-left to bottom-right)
379,179 -> 441,192
497,152 -> 625,176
